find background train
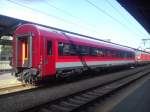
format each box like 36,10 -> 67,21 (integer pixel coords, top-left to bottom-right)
12,24 -> 150,83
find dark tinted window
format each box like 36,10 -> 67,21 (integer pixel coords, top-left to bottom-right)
79,46 -> 89,56
90,47 -> 98,56
90,48 -> 105,57
58,42 -> 134,58
70,44 -> 77,55
58,42 -> 64,56
58,42 -> 77,56
47,41 -> 52,55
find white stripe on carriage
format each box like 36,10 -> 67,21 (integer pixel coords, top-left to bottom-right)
56,60 -> 135,68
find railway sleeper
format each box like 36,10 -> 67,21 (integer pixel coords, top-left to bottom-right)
39,108 -> 53,112
59,101 -> 80,109
73,96 -> 90,102
81,93 -> 97,99
92,89 -> 111,95
48,104 -> 71,112
22,67 -> 150,112
67,98 -> 87,105
86,91 -> 103,96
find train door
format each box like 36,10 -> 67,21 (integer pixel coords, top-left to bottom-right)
16,33 -> 32,68
43,38 -> 55,77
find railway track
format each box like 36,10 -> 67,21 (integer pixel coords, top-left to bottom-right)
25,67 -> 150,112
0,65 -> 150,112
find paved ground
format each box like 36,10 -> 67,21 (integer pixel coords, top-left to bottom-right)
0,72 -> 22,89
0,72 -> 12,79
111,79 -> 150,112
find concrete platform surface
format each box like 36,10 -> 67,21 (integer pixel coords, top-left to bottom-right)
0,73 -> 22,89
111,79 -> 150,112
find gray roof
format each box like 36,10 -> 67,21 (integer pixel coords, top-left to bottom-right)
117,0 -> 150,34
0,15 -> 27,37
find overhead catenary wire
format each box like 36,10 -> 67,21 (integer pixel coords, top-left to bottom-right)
45,0 -> 98,31
7,0 -> 102,36
7,0 -> 70,25
5,1 -> 137,49
45,0 -> 86,22
6,0 -> 148,51
84,0 -> 145,38
8,0 -> 145,38
45,0 -> 149,44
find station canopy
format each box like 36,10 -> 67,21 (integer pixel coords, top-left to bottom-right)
117,0 -> 150,34
0,15 -> 28,37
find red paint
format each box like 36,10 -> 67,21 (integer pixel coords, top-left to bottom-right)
136,53 -> 150,61
12,24 -> 150,80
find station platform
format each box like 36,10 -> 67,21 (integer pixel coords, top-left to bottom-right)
0,73 -> 22,92
111,79 -> 150,112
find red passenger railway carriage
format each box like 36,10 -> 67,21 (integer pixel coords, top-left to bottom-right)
136,50 -> 150,64
13,24 -> 136,83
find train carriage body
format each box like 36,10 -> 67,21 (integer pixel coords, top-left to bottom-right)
135,50 -> 150,64
12,24 -> 136,82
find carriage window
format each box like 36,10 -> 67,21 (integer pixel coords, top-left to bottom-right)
90,47 -> 107,57
58,42 -> 64,55
47,41 -> 52,55
128,52 -> 134,58
79,46 -> 90,56
70,44 -> 77,55
58,42 -> 78,56
90,47 -> 98,56
58,42 -> 70,56
63,44 -> 70,55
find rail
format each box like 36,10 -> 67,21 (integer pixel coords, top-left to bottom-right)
25,67 -> 150,112
0,65 -> 150,112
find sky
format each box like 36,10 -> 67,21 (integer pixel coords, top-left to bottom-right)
0,0 -> 150,49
